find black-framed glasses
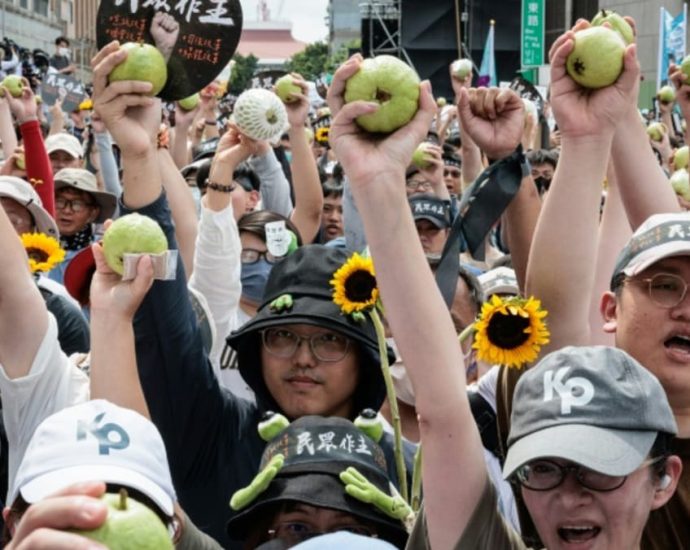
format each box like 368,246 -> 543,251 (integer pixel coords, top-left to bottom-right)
405,179 -> 433,191
55,197 -> 95,213
267,521 -> 376,545
625,273 -> 689,308
515,457 -> 663,492
261,328 -> 351,362
240,248 -> 282,264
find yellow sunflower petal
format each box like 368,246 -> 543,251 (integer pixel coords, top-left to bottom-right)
20,232 -> 66,274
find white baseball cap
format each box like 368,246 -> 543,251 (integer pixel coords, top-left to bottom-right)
45,133 -> 83,159
0,176 -> 58,237
10,400 -> 176,516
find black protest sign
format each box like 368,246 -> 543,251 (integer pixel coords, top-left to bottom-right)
250,69 -> 287,90
96,0 -> 243,101
41,73 -> 86,113
508,76 -> 544,118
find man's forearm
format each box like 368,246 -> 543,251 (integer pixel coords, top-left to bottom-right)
121,147 -> 163,209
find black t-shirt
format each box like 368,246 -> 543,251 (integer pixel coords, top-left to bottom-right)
49,54 -> 70,72
40,287 -> 90,356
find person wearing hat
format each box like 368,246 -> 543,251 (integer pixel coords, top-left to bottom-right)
49,167 -> 117,285
90,40 -> 411,547
44,133 -> 83,174
523,21 -> 690,549
325,50 -> 683,550
408,193 -> 451,261
227,416 -> 408,548
0,175 -> 89,355
2,400 -> 222,549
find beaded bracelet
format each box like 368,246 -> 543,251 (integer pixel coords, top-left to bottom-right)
206,180 -> 236,193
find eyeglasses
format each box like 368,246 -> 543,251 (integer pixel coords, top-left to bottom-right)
405,179 -> 433,191
55,197 -> 95,213
240,248 -> 282,264
268,521 -> 375,545
624,273 -> 690,308
262,328 -> 351,362
515,457 -> 664,492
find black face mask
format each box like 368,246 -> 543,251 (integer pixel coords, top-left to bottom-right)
534,176 -> 551,193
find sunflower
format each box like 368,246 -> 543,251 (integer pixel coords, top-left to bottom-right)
330,252 -> 379,314
472,295 -> 549,368
20,232 -> 66,274
315,126 -> 330,145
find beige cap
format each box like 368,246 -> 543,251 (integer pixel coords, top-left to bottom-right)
54,168 -> 117,223
0,176 -> 58,237
45,133 -> 83,159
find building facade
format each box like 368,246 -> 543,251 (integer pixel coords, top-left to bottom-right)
327,0 -> 360,54
0,0 -> 97,80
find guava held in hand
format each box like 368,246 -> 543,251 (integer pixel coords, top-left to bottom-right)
671,169 -> 690,201
412,142 -> 434,169
565,26 -> 626,89
674,145 -> 690,170
680,55 -> 690,85
451,59 -> 473,80
590,9 -> 634,45
657,85 -> 676,104
178,93 -> 200,111
646,122 -> 667,142
344,55 -> 421,134
1,74 -> 24,98
102,213 -> 168,276
275,74 -> 301,104
108,42 -> 168,97
73,490 -> 173,550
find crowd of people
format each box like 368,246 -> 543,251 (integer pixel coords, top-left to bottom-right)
0,13 -> 687,550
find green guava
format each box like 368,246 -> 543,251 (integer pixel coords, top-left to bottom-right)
681,55 -> 690,85
102,213 -> 168,276
670,169 -> 690,200
15,153 -> 25,171
2,75 -> 23,98
675,145 -> 690,170
657,85 -> 676,104
108,42 -> 168,97
274,74 -> 301,104
344,55 -> 420,134
451,59 -> 473,80
646,122 -> 667,142
412,143 -> 433,169
436,97 -> 447,107
178,93 -> 200,111
565,27 -> 626,89
74,490 -> 172,550
590,9 -> 634,45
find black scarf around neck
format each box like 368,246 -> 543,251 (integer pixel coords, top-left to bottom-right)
60,224 -> 93,252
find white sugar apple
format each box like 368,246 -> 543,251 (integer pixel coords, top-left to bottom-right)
233,89 -> 288,141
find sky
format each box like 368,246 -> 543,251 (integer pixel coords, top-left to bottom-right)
239,0 -> 329,43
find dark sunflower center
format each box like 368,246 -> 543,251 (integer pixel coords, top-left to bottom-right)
26,247 -> 50,263
486,312 -> 530,350
344,270 -> 376,303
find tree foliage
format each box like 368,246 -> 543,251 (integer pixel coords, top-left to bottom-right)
286,42 -> 330,81
229,52 -> 259,94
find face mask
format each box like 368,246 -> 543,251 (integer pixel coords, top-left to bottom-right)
534,176 -> 551,192
59,47 -> 70,58
241,258 -> 273,304
284,151 -> 293,163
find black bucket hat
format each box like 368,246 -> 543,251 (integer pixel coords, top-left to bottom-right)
226,416 -> 408,547
226,245 -> 393,417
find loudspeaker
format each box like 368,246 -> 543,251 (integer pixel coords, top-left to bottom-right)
401,0 -> 459,100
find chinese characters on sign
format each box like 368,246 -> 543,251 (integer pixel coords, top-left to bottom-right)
114,0 -> 235,25
521,0 -> 544,68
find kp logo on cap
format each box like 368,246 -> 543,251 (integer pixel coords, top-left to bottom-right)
543,367 -> 594,414
77,412 -> 130,455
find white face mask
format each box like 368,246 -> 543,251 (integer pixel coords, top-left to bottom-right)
59,47 -> 70,58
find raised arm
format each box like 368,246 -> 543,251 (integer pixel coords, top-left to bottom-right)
89,240 -> 154,418
0,94 -> 18,160
0,196 -> 46,379
282,74 -> 324,243
5,80 -> 56,216
525,22 -> 639,354
171,100 -> 199,169
328,55 -> 486,549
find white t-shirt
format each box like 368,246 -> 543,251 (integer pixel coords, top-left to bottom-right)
0,313 -> 90,501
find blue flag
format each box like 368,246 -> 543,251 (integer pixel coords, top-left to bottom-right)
658,6 -> 687,89
478,21 -> 497,87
